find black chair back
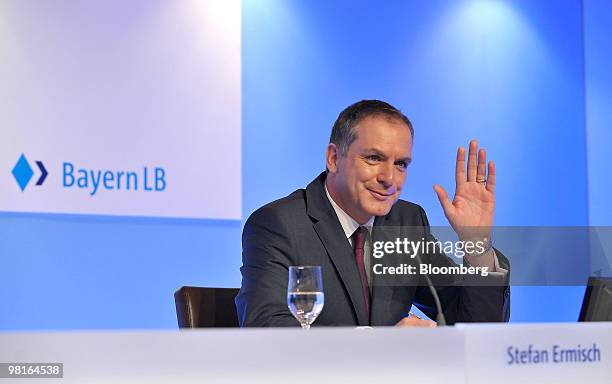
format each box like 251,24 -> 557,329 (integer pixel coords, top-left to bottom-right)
174,286 -> 240,328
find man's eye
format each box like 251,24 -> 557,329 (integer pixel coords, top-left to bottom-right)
366,155 -> 381,162
395,161 -> 408,169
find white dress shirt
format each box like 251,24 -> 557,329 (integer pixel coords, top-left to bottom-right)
324,185 -> 375,286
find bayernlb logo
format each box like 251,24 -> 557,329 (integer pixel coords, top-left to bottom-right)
11,153 -> 48,192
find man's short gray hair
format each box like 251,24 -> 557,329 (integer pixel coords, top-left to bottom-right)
329,100 -> 414,156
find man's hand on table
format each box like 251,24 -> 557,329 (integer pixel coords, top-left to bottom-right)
395,313 -> 437,328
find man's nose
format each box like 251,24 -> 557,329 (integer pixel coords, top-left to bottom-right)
376,162 -> 394,187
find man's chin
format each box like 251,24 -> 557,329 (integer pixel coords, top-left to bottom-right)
366,203 -> 394,217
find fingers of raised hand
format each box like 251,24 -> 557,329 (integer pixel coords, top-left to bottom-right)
467,139 -> 478,182
477,148 -> 486,183
460,140 -> 493,191
486,160 -> 495,193
456,146 -> 466,187
434,184 -> 454,217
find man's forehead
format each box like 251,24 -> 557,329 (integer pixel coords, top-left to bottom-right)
354,115 -> 412,137
353,117 -> 413,149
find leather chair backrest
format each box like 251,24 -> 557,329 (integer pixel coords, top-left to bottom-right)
174,286 -> 240,328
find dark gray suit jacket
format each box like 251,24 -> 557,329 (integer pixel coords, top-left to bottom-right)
236,172 -> 510,326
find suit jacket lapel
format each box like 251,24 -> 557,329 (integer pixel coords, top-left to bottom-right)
306,173 -> 370,326
370,215 -> 398,325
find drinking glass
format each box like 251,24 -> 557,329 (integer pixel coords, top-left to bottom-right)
287,266 -> 324,330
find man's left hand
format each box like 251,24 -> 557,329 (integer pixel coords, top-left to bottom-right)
433,139 -> 495,241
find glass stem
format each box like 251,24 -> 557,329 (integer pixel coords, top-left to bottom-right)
301,323 -> 310,330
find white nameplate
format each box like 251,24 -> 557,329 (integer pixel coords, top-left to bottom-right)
461,322 -> 612,384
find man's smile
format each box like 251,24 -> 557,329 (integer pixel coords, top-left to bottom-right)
367,188 -> 395,201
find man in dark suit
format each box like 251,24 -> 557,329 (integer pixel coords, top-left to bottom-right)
236,100 -> 510,327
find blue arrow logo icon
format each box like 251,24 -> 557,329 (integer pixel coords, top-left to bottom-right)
35,160 -> 48,185
11,154 -> 48,191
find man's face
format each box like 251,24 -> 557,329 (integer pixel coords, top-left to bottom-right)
326,115 -> 413,224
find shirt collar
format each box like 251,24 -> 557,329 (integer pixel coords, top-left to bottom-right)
324,183 -> 374,239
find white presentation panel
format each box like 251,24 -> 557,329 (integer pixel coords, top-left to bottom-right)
0,0 -> 241,219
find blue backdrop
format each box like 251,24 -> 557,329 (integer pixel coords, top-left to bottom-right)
1,0 -> 610,330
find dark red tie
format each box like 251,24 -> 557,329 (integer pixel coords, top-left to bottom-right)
352,226 -> 370,315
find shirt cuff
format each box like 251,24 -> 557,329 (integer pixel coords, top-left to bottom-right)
465,249 -> 508,276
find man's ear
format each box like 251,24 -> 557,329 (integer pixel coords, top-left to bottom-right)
326,143 -> 339,173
